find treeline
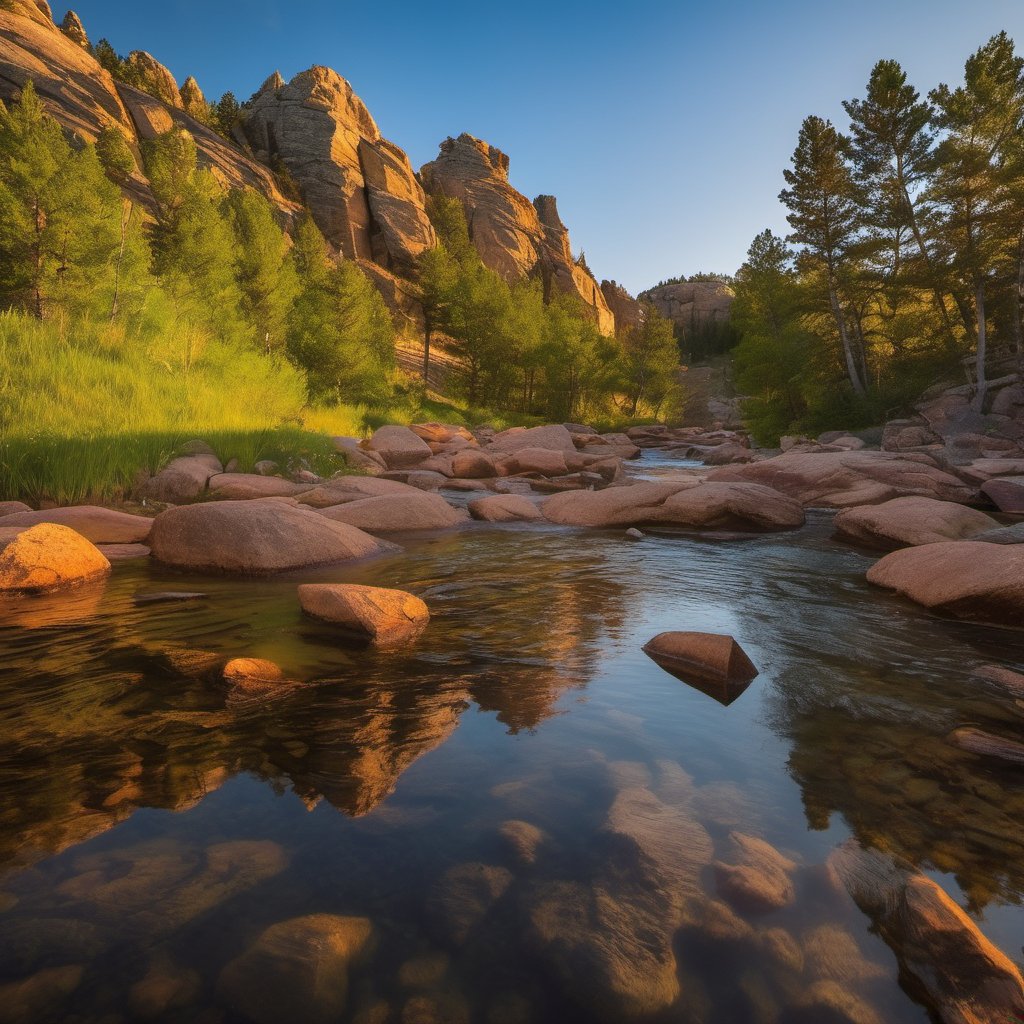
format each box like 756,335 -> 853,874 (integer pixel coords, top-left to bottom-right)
418,196 -> 681,421
0,82 -> 395,405
734,32 -> 1024,443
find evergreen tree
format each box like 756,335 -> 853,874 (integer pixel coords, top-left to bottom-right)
214,92 -> 240,138
95,125 -> 137,186
780,115 -> 868,394
619,303 -> 679,416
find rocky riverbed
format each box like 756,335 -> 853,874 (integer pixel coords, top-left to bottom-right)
0,422 -> 1023,1023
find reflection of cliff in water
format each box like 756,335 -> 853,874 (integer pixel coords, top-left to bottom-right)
0,533 -> 625,871
767,655 -> 1024,912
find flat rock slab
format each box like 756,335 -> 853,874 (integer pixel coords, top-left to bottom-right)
834,496 -> 999,549
0,505 -> 153,543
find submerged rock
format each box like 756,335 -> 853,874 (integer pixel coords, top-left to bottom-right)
497,819 -> 545,865
0,523 -> 110,593
0,964 -> 84,1024
827,839 -> 1024,1024
714,832 -> 797,915
866,541 -> 1024,625
970,664 -> 1024,698
426,862 -> 513,945
222,658 -> 291,695
217,913 -> 373,1024
947,727 -> 1024,764
298,583 -> 429,644
467,494 -> 544,523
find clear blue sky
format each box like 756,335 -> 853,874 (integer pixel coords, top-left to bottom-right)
58,1 -> 1024,294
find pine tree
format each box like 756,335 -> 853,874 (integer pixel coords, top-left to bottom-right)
214,92 -> 240,139
619,303 -> 679,416
780,115 -> 868,394
929,32 -> 1024,408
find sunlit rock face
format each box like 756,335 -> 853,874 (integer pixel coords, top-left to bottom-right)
640,279 -> 735,335
240,66 -> 436,275
420,133 -> 616,335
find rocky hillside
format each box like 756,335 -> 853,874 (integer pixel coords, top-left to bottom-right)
640,279 -> 735,335
0,0 -> 628,332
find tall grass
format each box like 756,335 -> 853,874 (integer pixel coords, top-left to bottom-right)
0,311 -> 343,504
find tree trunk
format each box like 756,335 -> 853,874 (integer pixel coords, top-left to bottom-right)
829,282 -> 866,395
903,189 -> 960,352
972,280 -> 988,412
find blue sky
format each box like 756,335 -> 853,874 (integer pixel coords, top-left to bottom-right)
58,1 -> 1024,294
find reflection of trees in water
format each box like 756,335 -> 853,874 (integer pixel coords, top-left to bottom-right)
0,541 -> 626,871
767,664 -> 1024,911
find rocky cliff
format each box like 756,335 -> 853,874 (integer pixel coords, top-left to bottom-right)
420,134 -> 616,335
0,3 -> 634,333
240,66 -> 435,277
640,280 -> 735,335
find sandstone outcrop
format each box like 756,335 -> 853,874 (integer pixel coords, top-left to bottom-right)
866,541 -> 1024,625
420,133 -> 615,334
122,51 -> 180,107
241,66 -> 435,274
59,10 -> 87,48
600,279 -> 644,335
298,583 -> 429,643
834,496 -> 999,550
709,450 -> 975,507
639,279 -> 734,335
148,500 -> 395,574
0,522 -> 110,592
179,75 -> 205,119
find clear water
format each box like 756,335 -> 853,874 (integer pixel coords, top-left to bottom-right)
1,455 -> 1023,1023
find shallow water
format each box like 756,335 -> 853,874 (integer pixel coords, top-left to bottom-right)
1,456 -> 1023,1023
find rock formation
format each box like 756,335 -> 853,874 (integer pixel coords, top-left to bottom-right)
421,133 -> 616,334
240,66 -> 435,275
640,279 -> 735,336
58,9 -> 87,48
601,279 -> 644,335
122,50 -> 180,108
179,74 -> 206,120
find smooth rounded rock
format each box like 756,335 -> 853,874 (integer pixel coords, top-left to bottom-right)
0,505 -> 153,543
318,493 -> 468,532
299,583 -> 429,643
0,523 -> 110,593
468,495 -> 544,523
834,496 -> 999,550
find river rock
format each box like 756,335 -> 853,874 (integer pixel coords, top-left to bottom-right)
499,448 -> 569,476
142,454 -> 223,503
826,839 -> 1024,1024
497,820 -> 546,865
643,632 -> 758,684
217,914 -> 373,1024
223,657 -> 290,694
427,862 -> 513,945
0,964 -> 84,1024
714,832 -> 797,915
947,727 -> 1024,764
487,424 -> 577,455
970,664 -> 1024,697
364,426 -> 433,468
468,494 -> 544,523
0,505 -> 153,543
298,476 -> 422,507
319,493 -> 468,531
0,501 -> 31,516
981,475 -> 1024,513
866,541 -> 1024,625
409,423 -> 476,445
834,497 -> 999,550
450,449 -> 495,478
709,450 -> 975,507
149,501 -> 394,574
785,980 -> 883,1024
972,522 -> 1024,544
298,583 -> 429,643
207,473 -> 311,500
0,523 -> 110,593
99,543 -> 150,560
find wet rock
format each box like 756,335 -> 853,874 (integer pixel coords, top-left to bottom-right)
695,898 -> 756,942
0,522 -> 110,593
970,664 -> 1024,698
0,500 -> 31,516
0,964 -> 84,1024
981,475 -> 1024,513
129,953 -> 201,1019
318,492 -> 469,531
826,839 -> 1024,1024
149,500 -> 395,574
298,583 -> 430,644
947,726 -> 1024,764
499,447 -> 569,476
866,541 -> 1024,625
223,657 -> 291,694
427,862 -> 513,945
759,927 -> 804,973
834,497 -> 999,550
781,980 -> 883,1024
643,632 -> 758,686
217,913 -> 373,1024
133,590 -> 207,605
401,991 -> 471,1024
98,542 -> 150,560
485,992 -> 534,1024
398,951 -> 449,988
365,425 -> 433,468
142,454 -> 223,503
468,494 -> 544,523
803,924 -> 886,982
714,832 -> 797,915
709,450 -> 975,507
497,819 -> 545,865
625,527 -> 644,539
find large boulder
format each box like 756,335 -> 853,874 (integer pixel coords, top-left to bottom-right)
297,475 -> 423,507
487,423 -> 577,455
542,480 -> 804,531
834,497 -> 999,550
981,475 -> 1024,513
827,840 -> 1024,1024
0,505 -> 153,543
208,474 -> 311,500
298,583 -> 429,643
499,447 -> 569,476
318,492 -> 468,531
468,494 -> 545,523
709,450 -> 975,508
364,425 -> 433,468
143,454 -> 222,504
241,66 -> 434,275
0,522 -> 110,592
148,501 -> 394,574
450,448 -> 496,479
867,541 -> 1024,625
217,914 -> 373,1024
642,632 -> 758,685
